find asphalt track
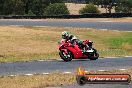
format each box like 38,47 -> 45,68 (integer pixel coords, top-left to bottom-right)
0,19 -> 132,31
0,57 -> 132,76
62,82 -> 132,88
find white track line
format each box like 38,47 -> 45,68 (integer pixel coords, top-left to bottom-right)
98,70 -> 105,71
24,74 -> 33,76
42,73 -> 50,75
100,29 -> 108,31
119,69 -> 126,71
125,31 -> 132,32
106,57 -> 120,58
63,72 -> 72,74
9,75 -> 16,77
125,56 -> 132,57
100,21 -> 113,22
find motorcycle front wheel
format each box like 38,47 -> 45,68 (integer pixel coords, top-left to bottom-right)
59,51 -> 73,62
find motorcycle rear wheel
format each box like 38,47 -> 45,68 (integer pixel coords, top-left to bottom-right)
89,52 -> 99,60
59,51 -> 73,62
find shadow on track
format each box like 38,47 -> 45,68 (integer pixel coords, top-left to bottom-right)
57,59 -> 93,62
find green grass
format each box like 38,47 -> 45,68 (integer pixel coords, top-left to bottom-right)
0,26 -> 131,62
108,37 -> 132,48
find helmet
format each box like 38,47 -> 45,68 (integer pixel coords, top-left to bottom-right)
62,31 -> 69,39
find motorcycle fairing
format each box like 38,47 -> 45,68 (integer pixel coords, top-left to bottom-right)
66,45 -> 83,58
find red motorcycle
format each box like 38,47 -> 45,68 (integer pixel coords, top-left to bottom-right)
58,39 -> 99,62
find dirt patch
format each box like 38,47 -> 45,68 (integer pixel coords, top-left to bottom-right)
65,3 -> 115,14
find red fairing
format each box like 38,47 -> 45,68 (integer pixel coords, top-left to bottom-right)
83,40 -> 91,45
66,45 -> 82,58
59,39 -> 83,58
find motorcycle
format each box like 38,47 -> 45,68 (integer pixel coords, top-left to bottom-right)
58,39 -> 99,62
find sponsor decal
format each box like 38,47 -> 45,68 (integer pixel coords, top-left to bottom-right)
76,67 -> 131,85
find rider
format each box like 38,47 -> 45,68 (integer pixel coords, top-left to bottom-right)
61,31 -> 86,52
62,31 -> 78,44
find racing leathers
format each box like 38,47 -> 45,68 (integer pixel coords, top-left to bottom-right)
66,34 -> 88,53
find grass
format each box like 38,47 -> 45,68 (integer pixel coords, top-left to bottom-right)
0,26 -> 131,62
0,69 -> 132,88
0,73 -> 76,88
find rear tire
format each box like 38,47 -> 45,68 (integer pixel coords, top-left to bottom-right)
89,49 -> 99,60
59,51 -> 73,62
89,53 -> 99,60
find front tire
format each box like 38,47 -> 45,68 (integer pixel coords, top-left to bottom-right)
59,51 -> 73,62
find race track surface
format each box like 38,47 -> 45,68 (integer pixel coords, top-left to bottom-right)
0,20 -> 132,31
0,57 -> 132,76
62,82 -> 132,88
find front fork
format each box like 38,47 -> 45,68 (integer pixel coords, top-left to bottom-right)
61,49 -> 68,54
60,49 -> 69,58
